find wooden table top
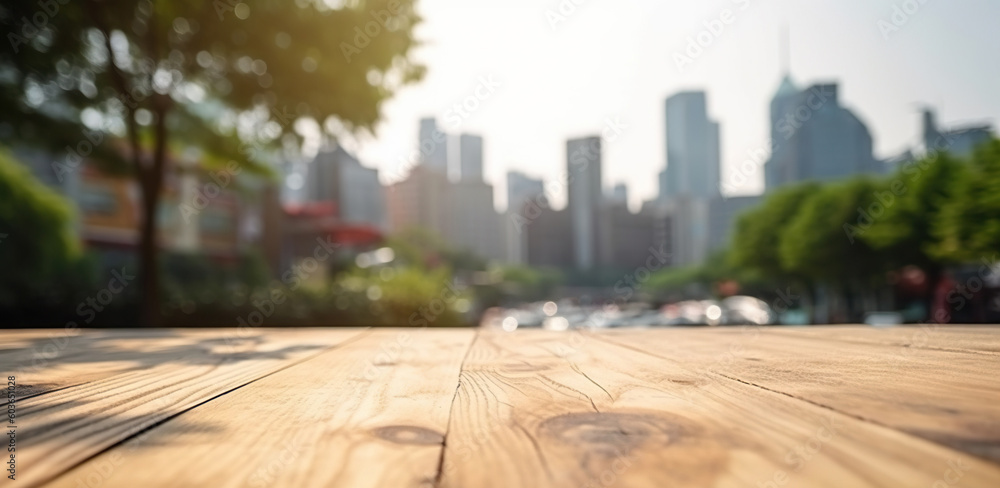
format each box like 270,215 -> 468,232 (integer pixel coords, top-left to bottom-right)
2,326 -> 999,487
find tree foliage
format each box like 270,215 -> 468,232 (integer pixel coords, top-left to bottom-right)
932,140 -> 1000,262
0,148 -> 85,305
0,0 -> 424,324
861,152 -> 966,270
730,182 -> 820,281
712,139 -> 1000,321
779,178 -> 886,286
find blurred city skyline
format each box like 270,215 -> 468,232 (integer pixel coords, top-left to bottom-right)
3,0 -> 1000,329
321,0 -> 1000,211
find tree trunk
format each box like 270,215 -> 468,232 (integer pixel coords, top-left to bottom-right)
139,101 -> 170,327
139,191 -> 160,327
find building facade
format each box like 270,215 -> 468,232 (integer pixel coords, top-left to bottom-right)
707,195 -> 762,252
603,201 -> 672,272
566,136 -> 603,270
505,171 -> 546,264
387,122 -> 506,263
419,117 -> 449,173
446,179 -> 505,262
525,207 -> 573,269
660,91 -> 721,200
922,109 -> 993,159
385,164 -> 450,239
764,79 -> 882,190
459,134 -> 484,182
304,145 -> 386,231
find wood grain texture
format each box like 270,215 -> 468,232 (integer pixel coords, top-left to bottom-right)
5,328 -> 365,487
599,326 -> 1000,463
0,329 -> 351,398
767,325 -> 1000,355
0,329 -> 152,398
42,329 -> 476,488
438,328 -> 1000,488
4,326 -> 999,488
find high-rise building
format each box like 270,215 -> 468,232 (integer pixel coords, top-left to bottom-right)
447,180 -> 505,262
507,171 -> 545,213
609,183 -> 628,205
660,91 -> 721,200
886,108 -> 994,172
459,134 -> 484,182
526,208 -> 573,269
505,171 -> 545,264
386,164 -> 450,238
922,108 -> 993,159
418,117 -> 448,173
764,79 -> 881,190
707,196 -> 762,252
304,145 -> 385,230
665,196 -> 710,267
388,128 -> 505,263
656,91 -> 721,268
567,136 -> 603,270
603,199 -> 672,272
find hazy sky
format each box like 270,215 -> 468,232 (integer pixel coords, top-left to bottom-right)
340,0 -> 1000,211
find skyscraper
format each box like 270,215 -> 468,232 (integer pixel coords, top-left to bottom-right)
608,183 -> 628,205
447,179 -> 505,262
887,108 -> 995,172
567,136 -> 603,270
660,91 -> 721,200
459,134 -> 484,182
388,127 -> 505,263
385,164 -> 449,238
418,117 -> 448,173
505,171 -> 545,264
304,145 -> 385,230
507,171 -> 545,213
764,80 -> 881,190
922,108 -> 993,158
765,75 -> 802,189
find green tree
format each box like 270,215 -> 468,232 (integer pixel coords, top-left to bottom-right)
485,265 -> 562,305
0,149 -> 83,305
1,0 -> 424,325
933,139 -> 1000,262
730,182 -> 819,281
862,152 -> 965,267
857,151 -> 967,310
644,264 -> 710,298
780,178 -> 889,320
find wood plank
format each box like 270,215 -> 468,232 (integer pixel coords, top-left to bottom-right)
767,325 -> 1000,355
42,328 -> 475,488
0,329 -> 284,398
600,327 -> 1000,463
1,329 -> 134,398
438,328 -> 1000,487
5,328 -> 366,487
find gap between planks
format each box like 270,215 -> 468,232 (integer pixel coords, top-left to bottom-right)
433,328 -> 480,486
41,328 -> 477,488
